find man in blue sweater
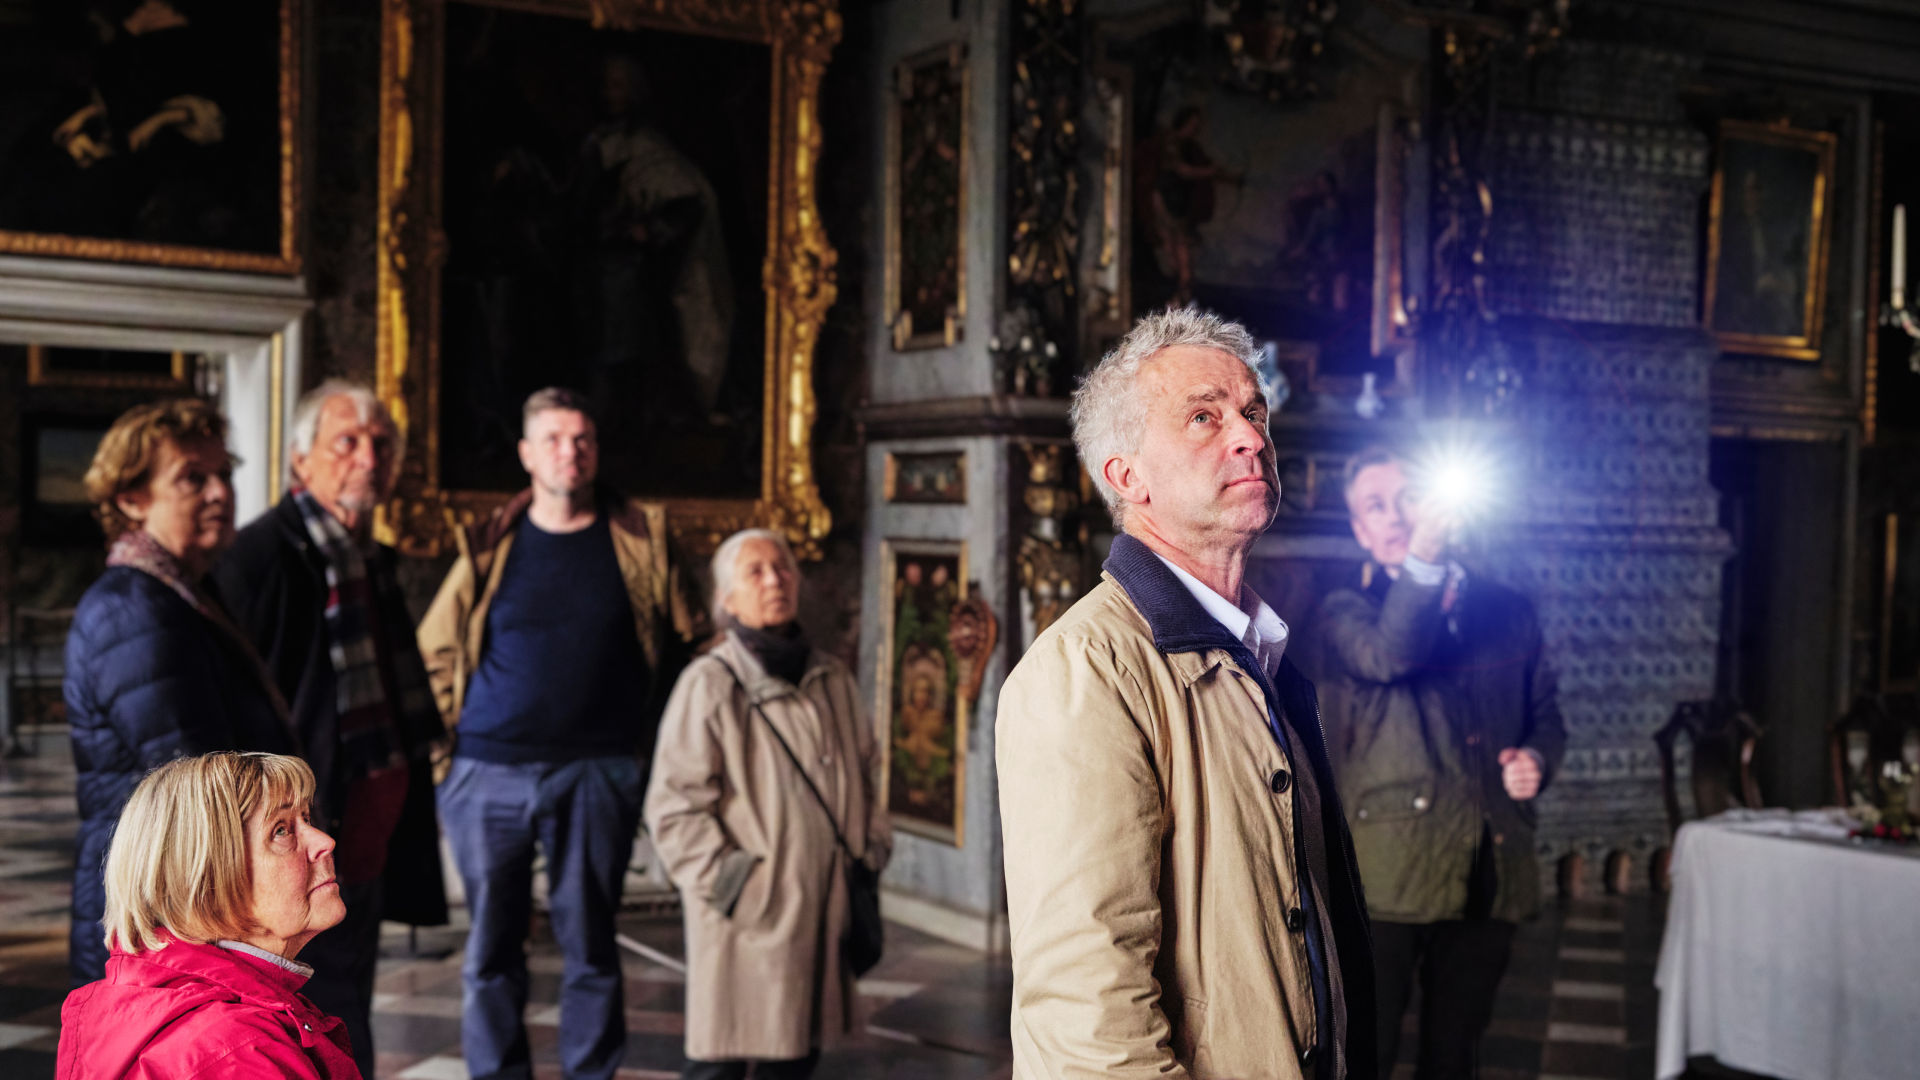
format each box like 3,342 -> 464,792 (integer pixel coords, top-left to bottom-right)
418,387 -> 706,1080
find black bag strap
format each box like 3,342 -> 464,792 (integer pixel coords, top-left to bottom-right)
712,655 -> 867,864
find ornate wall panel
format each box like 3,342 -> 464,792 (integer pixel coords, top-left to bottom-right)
1488,321 -> 1731,888
1473,43 -> 1733,891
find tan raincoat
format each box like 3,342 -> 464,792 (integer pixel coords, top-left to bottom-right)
644,632 -> 891,1061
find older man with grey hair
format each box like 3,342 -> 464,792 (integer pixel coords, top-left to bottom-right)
996,306 -> 1377,1080
212,379 -> 448,1079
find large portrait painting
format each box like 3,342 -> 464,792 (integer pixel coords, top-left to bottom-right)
0,0 -> 301,273
377,0 -> 840,557
1090,5 -> 1417,395
877,540 -> 970,845
1704,120 -> 1835,361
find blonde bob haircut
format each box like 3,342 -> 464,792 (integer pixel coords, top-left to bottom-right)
101,752 -> 317,955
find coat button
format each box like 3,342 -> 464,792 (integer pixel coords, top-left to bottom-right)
1412,795 -> 1430,811
1269,768 -> 1292,794
1300,1044 -> 1318,1068
1285,906 -> 1305,932
1357,808 -> 1369,821
1494,832 -> 1506,846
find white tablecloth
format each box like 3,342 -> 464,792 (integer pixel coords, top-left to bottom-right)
1655,810 -> 1920,1080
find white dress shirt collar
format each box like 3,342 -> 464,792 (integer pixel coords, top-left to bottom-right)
1152,553 -> 1290,675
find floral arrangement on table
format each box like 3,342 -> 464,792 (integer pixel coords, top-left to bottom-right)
1848,761 -> 1917,845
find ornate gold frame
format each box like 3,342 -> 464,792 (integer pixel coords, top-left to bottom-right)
1703,120 -> 1836,363
375,0 -> 840,557
25,343 -> 190,391
0,0 -> 304,275
884,42 -> 968,351
875,537 -> 970,847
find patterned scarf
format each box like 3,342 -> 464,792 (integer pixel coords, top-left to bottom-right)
107,528 -> 209,614
289,487 -> 407,781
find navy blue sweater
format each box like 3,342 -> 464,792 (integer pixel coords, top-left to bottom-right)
455,516 -> 651,763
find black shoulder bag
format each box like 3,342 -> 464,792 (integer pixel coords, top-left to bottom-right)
715,658 -> 885,977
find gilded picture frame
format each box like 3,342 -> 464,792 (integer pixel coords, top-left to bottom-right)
0,0 -> 304,275
26,344 -> 191,391
1703,120 -> 1837,362
875,538 -> 969,846
885,42 -> 968,351
375,0 -> 840,558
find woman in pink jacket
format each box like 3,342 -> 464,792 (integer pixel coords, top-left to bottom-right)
57,752 -> 359,1079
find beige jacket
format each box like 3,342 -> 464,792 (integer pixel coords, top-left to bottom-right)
415,491 -> 706,742
644,632 -> 892,1061
998,539 -> 1376,1080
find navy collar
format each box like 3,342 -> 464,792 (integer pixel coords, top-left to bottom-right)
1103,533 -> 1252,658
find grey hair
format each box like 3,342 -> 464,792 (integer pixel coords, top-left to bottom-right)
1070,305 -> 1266,527
709,527 -> 799,622
288,379 -> 403,482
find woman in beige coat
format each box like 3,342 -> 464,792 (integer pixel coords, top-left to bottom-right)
645,528 -> 891,1080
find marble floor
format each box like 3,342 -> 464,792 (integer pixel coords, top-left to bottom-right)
0,730 -> 1714,1080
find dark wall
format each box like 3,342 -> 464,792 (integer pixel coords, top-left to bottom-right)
308,0 -> 382,386
1713,436 -> 1848,807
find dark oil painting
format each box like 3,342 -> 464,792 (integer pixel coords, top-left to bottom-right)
1111,7 -> 1413,392
0,0 -> 284,259
1709,133 -> 1825,343
439,3 -> 771,497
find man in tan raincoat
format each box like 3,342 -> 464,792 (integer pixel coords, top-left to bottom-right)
997,306 -> 1377,1080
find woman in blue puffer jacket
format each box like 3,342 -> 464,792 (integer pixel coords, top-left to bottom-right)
63,399 -> 298,985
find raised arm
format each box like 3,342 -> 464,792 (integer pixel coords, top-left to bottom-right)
997,634 -> 1186,1079
1317,574 -> 1446,684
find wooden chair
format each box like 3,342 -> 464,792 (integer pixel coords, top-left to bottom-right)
1652,698 -> 1761,890
1829,695 -> 1887,807
1830,693 -> 1920,806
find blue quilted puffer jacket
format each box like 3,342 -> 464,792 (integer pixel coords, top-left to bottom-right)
63,566 -> 297,985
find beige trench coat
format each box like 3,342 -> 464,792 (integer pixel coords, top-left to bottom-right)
998,573 -> 1350,1080
644,632 -> 891,1061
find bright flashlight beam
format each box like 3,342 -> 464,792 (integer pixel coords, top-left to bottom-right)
1413,439 -> 1503,524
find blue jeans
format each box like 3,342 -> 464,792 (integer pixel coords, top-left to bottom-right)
440,755 -> 644,1080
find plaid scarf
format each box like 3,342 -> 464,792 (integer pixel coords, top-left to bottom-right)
290,487 -> 408,782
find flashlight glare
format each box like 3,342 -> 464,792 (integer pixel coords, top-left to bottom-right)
1414,440 -> 1502,523
1430,462 -> 1486,515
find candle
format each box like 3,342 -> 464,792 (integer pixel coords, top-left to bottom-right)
1896,203 -> 1908,310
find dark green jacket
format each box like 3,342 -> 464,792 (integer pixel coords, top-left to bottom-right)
1312,567 -> 1566,924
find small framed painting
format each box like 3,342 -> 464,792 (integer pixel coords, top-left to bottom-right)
1704,120 -> 1837,361
883,450 -> 966,505
876,538 -> 969,845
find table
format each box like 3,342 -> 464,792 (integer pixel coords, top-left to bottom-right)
1655,810 -> 1920,1080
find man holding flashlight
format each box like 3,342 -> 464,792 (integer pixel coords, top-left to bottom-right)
1317,445 -> 1566,1080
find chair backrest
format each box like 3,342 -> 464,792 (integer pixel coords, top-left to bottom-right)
1654,697 -> 1762,834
